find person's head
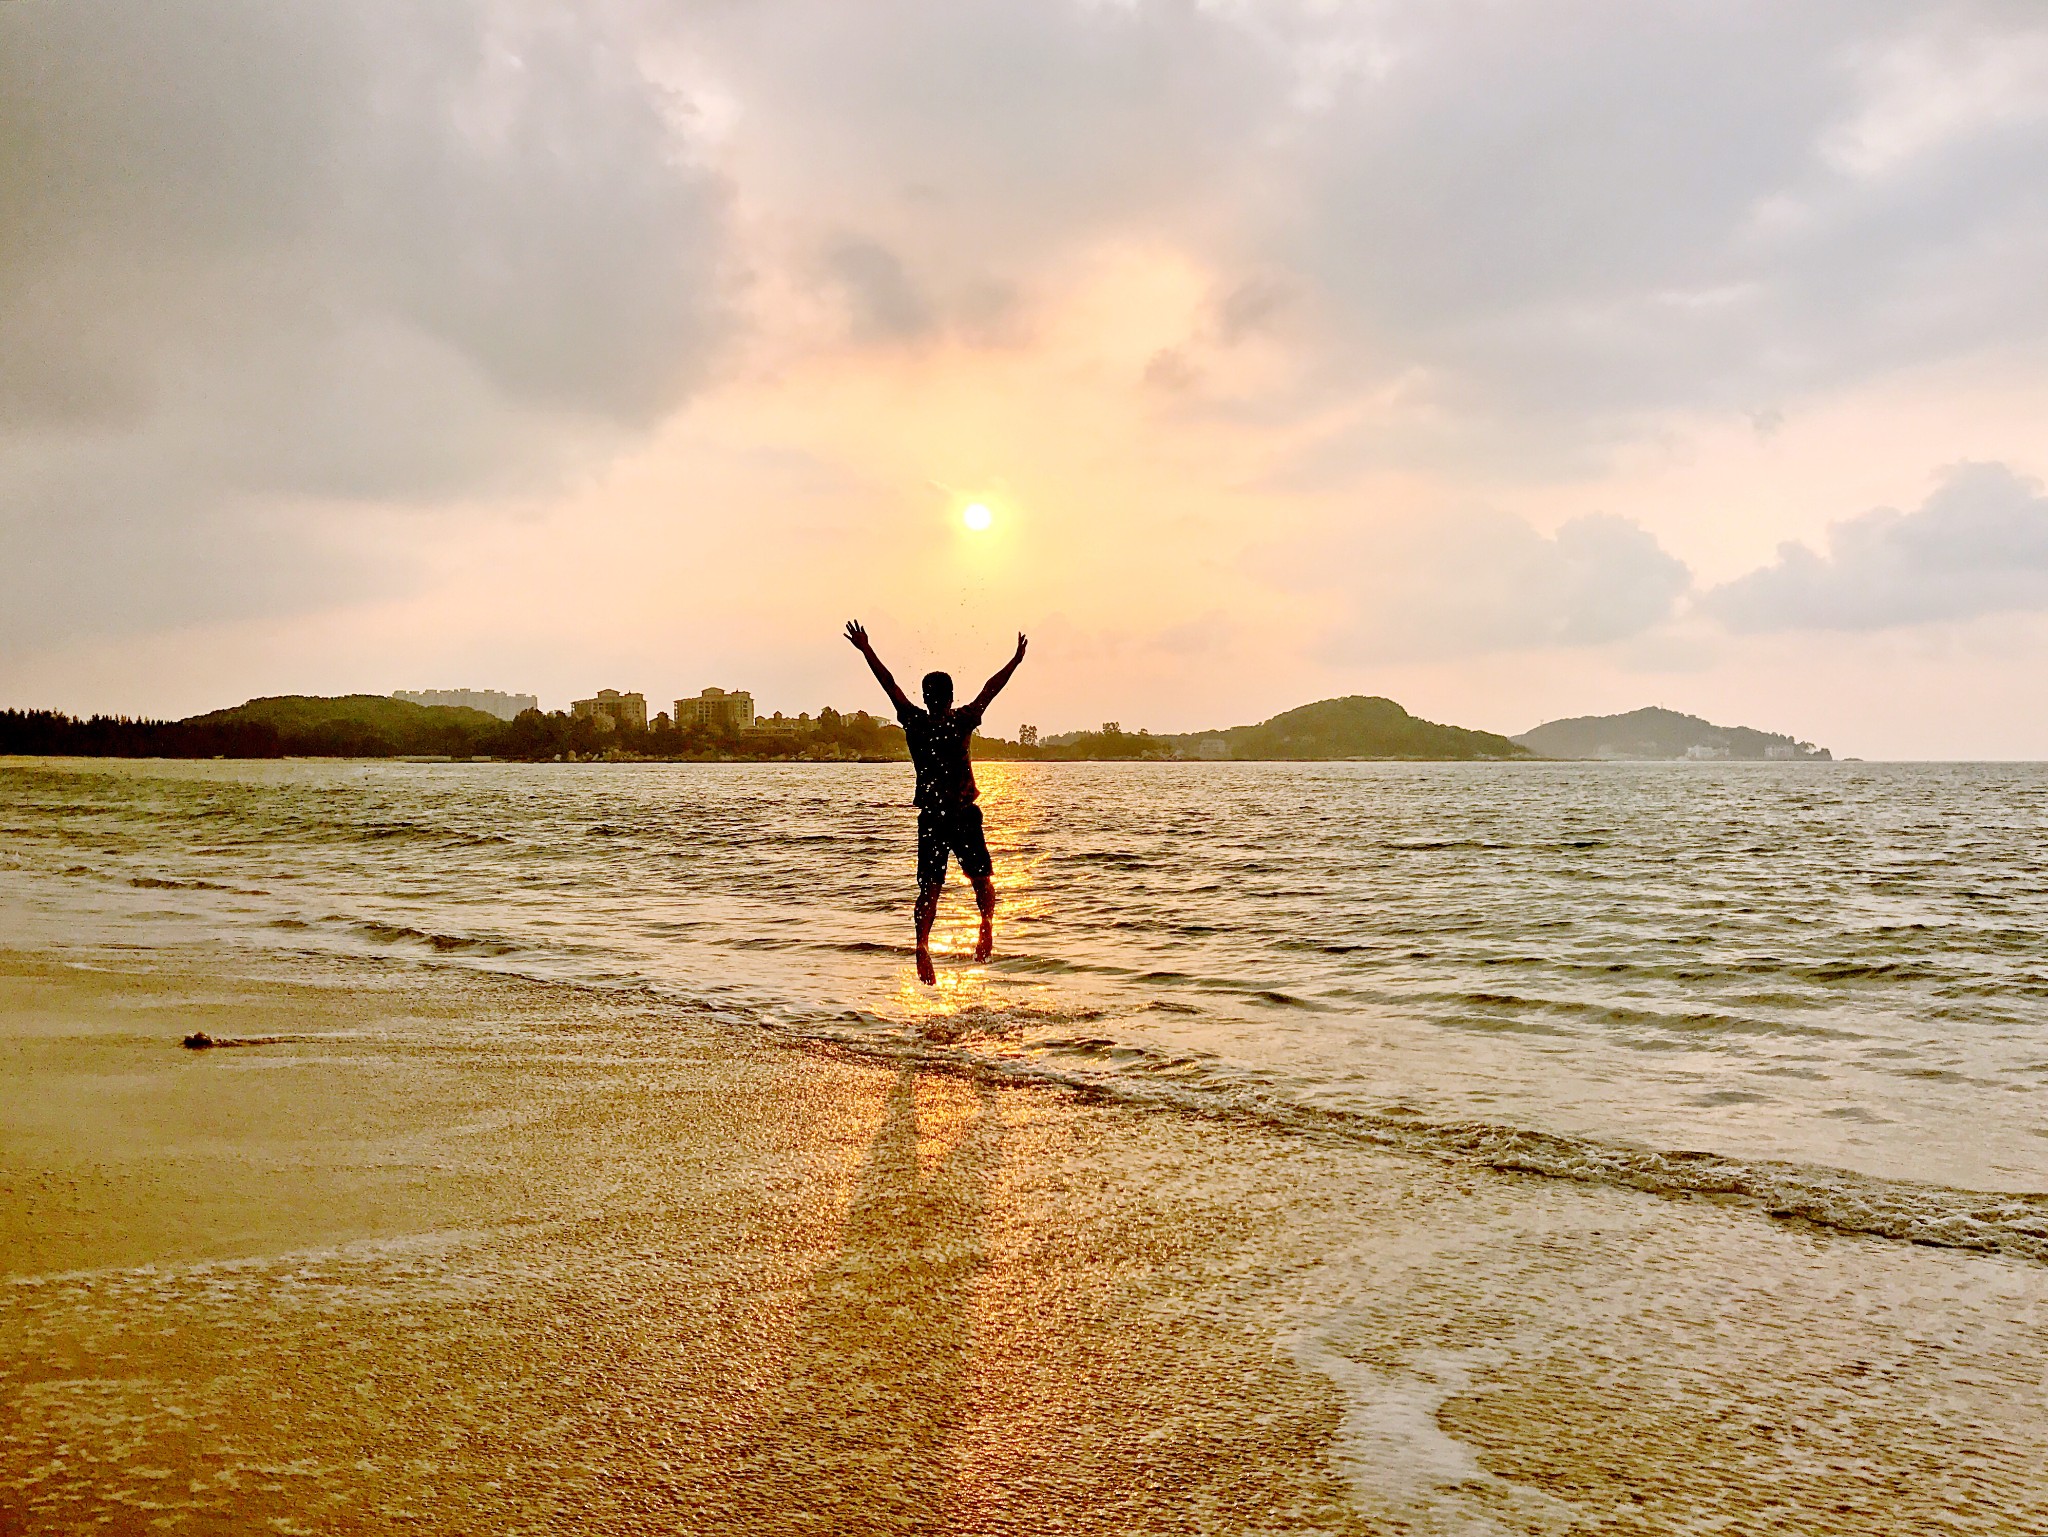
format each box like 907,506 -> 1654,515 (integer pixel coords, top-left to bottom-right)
922,671 -> 954,712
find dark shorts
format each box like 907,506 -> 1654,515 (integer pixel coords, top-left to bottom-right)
917,804 -> 992,887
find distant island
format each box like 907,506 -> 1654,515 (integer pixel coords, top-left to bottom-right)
1514,707 -> 1831,761
2,691 -> 1534,763
1149,695 -> 1528,762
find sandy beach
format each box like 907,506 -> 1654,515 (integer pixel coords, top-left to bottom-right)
5,943 -> 2048,1535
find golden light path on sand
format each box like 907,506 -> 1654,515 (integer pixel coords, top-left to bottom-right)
0,952 -> 1378,1532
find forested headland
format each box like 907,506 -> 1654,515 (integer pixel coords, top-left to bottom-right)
0,697 -> 911,762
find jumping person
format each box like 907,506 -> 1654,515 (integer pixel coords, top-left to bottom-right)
845,621 -> 1027,984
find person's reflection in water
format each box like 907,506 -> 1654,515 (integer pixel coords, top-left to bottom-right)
732,1067 -> 998,1532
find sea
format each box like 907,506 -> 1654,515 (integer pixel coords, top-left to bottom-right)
5,756 -> 2046,1260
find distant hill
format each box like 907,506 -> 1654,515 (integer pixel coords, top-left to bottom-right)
183,695 -> 501,756
1165,696 -> 1531,761
1513,707 -> 1831,761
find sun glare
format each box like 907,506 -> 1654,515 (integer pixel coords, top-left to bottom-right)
962,502 -> 994,531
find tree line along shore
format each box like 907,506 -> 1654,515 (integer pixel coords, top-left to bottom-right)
0,693 -> 1534,763
1,694 -> 1834,764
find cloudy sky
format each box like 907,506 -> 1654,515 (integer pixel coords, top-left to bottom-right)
4,0 -> 2046,756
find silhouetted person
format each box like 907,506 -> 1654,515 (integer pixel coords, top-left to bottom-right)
845,621 -> 1027,984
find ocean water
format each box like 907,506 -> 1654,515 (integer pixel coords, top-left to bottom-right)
4,756 -> 2046,1258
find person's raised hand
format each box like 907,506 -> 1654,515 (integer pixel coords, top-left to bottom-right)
1014,631 -> 1029,661
845,620 -> 870,651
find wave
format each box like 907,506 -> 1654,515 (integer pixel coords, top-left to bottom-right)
1353,1114 -> 2048,1262
191,817 -> 518,850
1416,989 -> 1862,1041
129,875 -> 245,893
359,921 -> 518,955
764,1013 -> 2048,1266
267,914 -> 523,958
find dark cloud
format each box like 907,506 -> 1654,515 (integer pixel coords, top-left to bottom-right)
0,0 -> 730,640
1703,462 -> 2048,632
1318,508 -> 1693,660
822,237 -> 936,343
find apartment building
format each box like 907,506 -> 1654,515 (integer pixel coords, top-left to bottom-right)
674,687 -> 755,731
571,689 -> 648,733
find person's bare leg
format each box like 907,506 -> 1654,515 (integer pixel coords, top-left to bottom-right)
971,874 -> 997,962
914,880 -> 942,984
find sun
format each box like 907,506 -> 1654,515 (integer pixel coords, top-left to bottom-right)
962,502 -> 994,531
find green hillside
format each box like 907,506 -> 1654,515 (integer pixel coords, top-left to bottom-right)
182,695 -> 500,755
1175,695 -> 1530,761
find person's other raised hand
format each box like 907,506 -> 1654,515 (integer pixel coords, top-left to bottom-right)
845,620 -> 870,651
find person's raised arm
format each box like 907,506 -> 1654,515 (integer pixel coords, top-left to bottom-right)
968,632 -> 1029,715
845,620 -> 917,716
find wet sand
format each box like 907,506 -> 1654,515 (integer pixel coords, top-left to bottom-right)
4,946 -> 2047,1534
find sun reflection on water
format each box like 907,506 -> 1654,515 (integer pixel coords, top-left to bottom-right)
885,760 -> 1051,1036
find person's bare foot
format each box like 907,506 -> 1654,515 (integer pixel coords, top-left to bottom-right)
916,948 -> 936,985
974,922 -> 993,962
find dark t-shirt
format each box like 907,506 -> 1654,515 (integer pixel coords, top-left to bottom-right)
898,701 -> 984,809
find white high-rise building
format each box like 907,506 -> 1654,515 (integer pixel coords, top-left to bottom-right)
393,688 -> 538,721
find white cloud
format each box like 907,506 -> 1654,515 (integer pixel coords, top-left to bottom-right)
1703,461 -> 2048,632
1317,507 -> 1693,661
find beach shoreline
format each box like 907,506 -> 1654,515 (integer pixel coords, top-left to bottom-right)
5,943 -> 2048,1534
